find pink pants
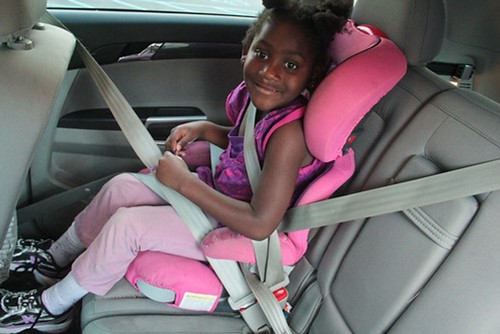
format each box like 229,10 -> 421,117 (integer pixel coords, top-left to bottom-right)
71,173 -> 209,295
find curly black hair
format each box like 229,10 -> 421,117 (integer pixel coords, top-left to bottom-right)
243,0 -> 353,88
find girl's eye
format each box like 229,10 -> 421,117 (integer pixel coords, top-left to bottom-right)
285,62 -> 298,71
254,49 -> 268,59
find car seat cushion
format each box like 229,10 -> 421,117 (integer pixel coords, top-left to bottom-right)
125,251 -> 223,312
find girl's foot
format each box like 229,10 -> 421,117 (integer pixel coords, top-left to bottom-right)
0,289 -> 73,333
9,238 -> 68,287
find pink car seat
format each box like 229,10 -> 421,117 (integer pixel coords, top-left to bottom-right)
126,20 -> 407,312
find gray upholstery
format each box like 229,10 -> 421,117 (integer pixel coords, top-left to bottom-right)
352,0 -> 445,65
81,0 -> 500,333
290,89 -> 500,334
0,0 -> 47,43
0,2 -> 75,242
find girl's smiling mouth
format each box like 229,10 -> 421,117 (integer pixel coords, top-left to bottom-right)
254,81 -> 282,95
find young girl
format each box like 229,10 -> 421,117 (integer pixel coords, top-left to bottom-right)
0,0 -> 350,332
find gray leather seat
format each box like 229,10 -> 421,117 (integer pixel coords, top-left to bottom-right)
81,0 -> 499,333
289,1 -> 500,333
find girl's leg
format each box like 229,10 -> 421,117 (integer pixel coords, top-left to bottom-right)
23,174 -> 164,281
72,205 -> 206,296
73,173 -> 166,247
47,222 -> 85,268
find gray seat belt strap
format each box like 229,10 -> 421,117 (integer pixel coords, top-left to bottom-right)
242,102 -> 261,189
42,12 -> 162,169
242,262 -> 292,334
242,103 -> 285,284
242,102 -> 291,333
281,158 -> 500,232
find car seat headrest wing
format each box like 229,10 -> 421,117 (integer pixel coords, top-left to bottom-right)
305,20 -> 407,162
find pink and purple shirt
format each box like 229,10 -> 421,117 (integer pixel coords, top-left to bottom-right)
197,82 -> 328,206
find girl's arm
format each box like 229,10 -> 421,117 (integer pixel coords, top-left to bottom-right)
156,119 -> 308,240
165,121 -> 231,155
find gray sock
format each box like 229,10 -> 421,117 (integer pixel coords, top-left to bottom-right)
48,223 -> 85,268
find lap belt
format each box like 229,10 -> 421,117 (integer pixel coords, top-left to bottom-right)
44,11 -> 500,333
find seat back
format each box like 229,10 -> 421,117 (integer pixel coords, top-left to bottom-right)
285,0 -> 500,332
0,0 -> 75,250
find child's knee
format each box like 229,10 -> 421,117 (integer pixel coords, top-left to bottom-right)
105,207 -> 144,240
104,174 -> 139,193
100,174 -> 146,204
101,174 -> 164,208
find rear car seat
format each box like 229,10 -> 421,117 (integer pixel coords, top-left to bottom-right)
288,1 -> 500,333
82,0 -> 500,333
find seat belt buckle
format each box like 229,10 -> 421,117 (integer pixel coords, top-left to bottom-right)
273,287 -> 288,304
239,287 -> 289,312
238,288 -> 290,333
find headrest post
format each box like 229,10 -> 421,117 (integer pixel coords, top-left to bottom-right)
0,0 -> 47,48
6,36 -> 34,51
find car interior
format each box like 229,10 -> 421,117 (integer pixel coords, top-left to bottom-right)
1,0 -> 500,333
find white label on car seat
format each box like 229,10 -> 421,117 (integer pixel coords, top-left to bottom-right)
179,292 -> 218,311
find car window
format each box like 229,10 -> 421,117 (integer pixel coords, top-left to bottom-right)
47,0 -> 263,17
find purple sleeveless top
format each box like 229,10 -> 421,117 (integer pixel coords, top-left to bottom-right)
197,82 -> 328,206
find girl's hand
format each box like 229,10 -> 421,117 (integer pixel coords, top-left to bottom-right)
165,123 -> 203,157
155,151 -> 193,191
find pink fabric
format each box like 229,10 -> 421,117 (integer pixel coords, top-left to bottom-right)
197,82 -> 327,204
72,174 -> 207,295
329,20 -> 380,67
202,228 -> 301,266
180,141 -> 212,167
306,22 -> 407,162
125,252 -> 222,312
294,149 -> 355,207
202,150 -> 356,264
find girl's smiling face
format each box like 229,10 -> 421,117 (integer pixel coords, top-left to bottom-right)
243,18 -> 317,112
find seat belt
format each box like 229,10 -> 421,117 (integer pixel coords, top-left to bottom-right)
241,102 -> 292,333
242,102 -> 287,288
43,12 -> 289,333
42,12 -> 162,169
43,11 -> 500,332
280,158 -> 500,232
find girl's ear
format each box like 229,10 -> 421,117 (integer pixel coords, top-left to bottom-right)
308,65 -> 326,92
241,46 -> 248,64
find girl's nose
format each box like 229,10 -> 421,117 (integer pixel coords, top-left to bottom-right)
261,61 -> 280,81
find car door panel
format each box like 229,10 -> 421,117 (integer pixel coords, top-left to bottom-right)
20,9 -> 248,236
50,58 -> 241,187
